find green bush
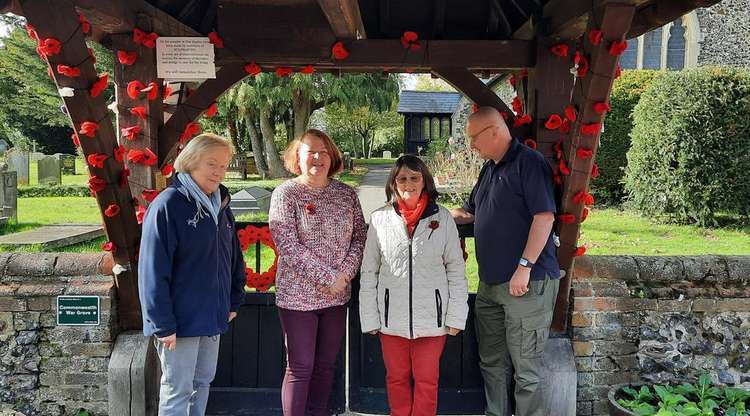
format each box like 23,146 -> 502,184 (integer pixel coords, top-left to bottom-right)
594,70 -> 663,205
624,67 -> 750,226
18,185 -> 91,197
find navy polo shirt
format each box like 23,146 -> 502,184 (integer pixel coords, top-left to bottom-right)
463,139 -> 560,284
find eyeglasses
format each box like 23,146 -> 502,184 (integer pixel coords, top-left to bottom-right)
467,125 -> 497,142
395,175 -> 423,185
302,149 -> 330,158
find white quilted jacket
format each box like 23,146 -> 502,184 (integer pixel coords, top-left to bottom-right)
359,203 -> 468,339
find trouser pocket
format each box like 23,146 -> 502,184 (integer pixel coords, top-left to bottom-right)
435,289 -> 443,327
520,312 -> 551,358
384,288 -> 390,328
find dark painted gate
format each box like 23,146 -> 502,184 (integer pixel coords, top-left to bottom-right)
206,223 -> 345,415
348,279 -> 487,415
207,222 -> 489,415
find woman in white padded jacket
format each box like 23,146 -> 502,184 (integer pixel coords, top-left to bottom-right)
359,155 -> 468,416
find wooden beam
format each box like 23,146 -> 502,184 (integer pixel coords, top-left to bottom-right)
216,39 -> 535,70
627,0 -> 719,38
112,33 -> 161,204
158,63 -> 247,167
551,3 -> 636,332
20,0 -> 144,329
71,0 -> 200,38
0,0 -> 21,14
531,39 -> 576,166
433,68 -> 513,115
316,0 -> 367,39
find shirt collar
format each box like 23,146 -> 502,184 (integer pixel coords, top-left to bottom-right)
500,138 -> 521,164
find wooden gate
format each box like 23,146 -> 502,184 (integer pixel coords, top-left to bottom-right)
348,279 -> 486,415
208,222 -> 491,415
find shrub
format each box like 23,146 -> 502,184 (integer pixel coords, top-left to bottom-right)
594,70 -> 663,205
18,185 -> 91,197
623,67 -> 750,226
615,374 -> 749,416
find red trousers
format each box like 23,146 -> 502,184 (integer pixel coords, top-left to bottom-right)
379,333 -> 447,416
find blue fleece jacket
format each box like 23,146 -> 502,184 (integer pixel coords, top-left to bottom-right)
138,175 -> 247,338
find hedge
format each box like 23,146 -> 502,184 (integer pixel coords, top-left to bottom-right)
593,70 -> 663,205
623,67 -> 750,226
19,185 -> 275,198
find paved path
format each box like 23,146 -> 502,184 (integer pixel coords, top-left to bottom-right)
357,164 -> 392,223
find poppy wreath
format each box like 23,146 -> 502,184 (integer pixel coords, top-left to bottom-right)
237,225 -> 278,292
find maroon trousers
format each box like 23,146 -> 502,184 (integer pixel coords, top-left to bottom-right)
380,333 -> 447,416
278,305 -> 346,416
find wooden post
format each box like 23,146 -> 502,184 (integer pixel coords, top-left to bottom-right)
112,29 -> 161,199
21,0 -> 143,329
551,4 -> 636,332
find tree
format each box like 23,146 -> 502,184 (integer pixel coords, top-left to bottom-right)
412,74 -> 455,92
214,72 -> 399,178
0,18 -> 114,154
324,103 -> 401,159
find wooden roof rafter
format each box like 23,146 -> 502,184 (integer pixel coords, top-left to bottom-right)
316,0 -> 367,39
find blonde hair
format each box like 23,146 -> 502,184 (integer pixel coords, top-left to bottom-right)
174,133 -> 236,173
282,129 -> 343,177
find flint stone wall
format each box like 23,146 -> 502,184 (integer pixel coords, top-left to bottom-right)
0,253 -> 116,416
571,255 -> 750,416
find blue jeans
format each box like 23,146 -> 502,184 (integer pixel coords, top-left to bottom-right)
155,335 -> 221,416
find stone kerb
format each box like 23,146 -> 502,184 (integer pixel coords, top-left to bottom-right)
570,255 -> 750,416
0,252 -> 117,416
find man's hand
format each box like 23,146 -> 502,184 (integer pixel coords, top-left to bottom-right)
447,327 -> 461,336
369,330 -> 379,335
158,333 -> 177,351
509,266 -> 531,297
450,207 -> 475,225
228,312 -> 237,322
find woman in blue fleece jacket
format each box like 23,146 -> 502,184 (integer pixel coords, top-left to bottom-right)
138,133 -> 247,416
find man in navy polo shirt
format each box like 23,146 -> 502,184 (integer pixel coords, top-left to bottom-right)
451,107 -> 560,416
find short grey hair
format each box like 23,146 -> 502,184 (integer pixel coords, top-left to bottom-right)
174,133 -> 235,173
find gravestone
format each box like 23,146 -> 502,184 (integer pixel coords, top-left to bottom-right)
246,154 -> 258,175
0,139 -> 8,153
6,149 -> 29,186
342,152 -> 353,170
382,150 -> 392,159
0,163 -> 18,222
30,151 -> 45,161
38,155 -> 62,185
58,153 -> 76,175
229,187 -> 272,216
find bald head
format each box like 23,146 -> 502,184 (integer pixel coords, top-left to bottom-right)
464,106 -> 513,161
466,106 -> 511,140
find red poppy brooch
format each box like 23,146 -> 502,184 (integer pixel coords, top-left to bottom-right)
304,203 -> 316,215
428,220 -> 439,239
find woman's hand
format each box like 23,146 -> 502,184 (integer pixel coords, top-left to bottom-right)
228,312 -> 237,322
158,333 -> 177,351
447,327 -> 461,336
329,273 -> 349,296
369,330 -> 379,335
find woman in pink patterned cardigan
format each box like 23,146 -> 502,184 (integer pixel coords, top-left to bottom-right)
269,129 -> 367,416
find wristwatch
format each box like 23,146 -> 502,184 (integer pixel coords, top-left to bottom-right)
519,257 -> 535,268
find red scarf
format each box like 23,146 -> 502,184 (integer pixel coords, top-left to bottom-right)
397,192 -> 429,236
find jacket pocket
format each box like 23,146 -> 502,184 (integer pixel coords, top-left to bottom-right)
435,289 -> 443,327
384,289 -> 390,328
520,312 -> 551,358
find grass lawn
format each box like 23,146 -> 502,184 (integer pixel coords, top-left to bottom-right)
354,158 -> 397,166
579,207 -> 750,255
